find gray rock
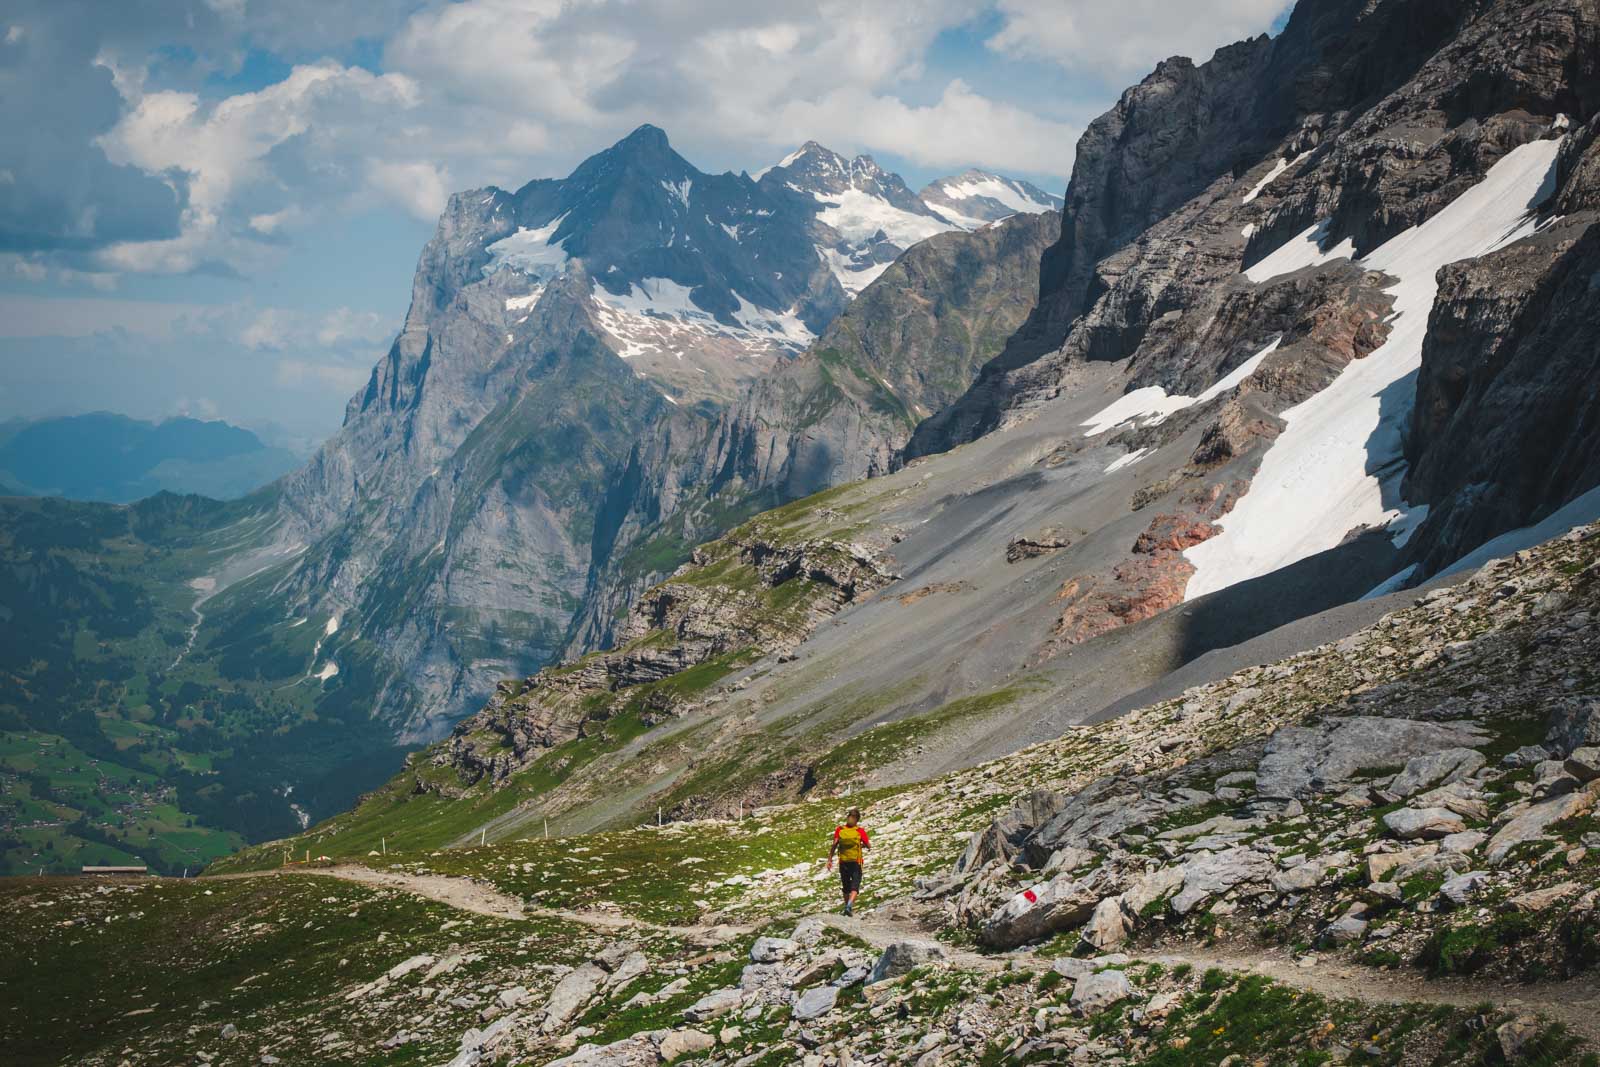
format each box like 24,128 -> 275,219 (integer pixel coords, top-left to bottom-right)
789,916 -> 827,946
1322,916 -> 1368,945
683,988 -> 743,1023
1389,748 -> 1486,797
1503,745 -> 1550,768
749,937 -> 799,964
1382,807 -> 1466,841
1486,786 -> 1598,864
1256,718 -> 1488,798
979,874 -> 1099,949
1504,882 -> 1580,913
1069,969 -> 1134,1015
1052,958 -> 1097,981
1439,830 -> 1487,855
1170,847 -> 1276,914
1080,896 -> 1134,952
868,941 -> 948,984
1438,871 -> 1491,907
658,1029 -> 716,1062
1566,747 -> 1600,783
791,985 -> 840,1021
542,963 -> 606,1034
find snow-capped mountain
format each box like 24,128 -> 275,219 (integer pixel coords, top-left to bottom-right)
756,142 -> 1063,294
919,170 -> 1064,228
478,125 -> 845,404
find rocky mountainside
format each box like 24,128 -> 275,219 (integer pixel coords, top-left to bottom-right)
908,0 -> 1600,599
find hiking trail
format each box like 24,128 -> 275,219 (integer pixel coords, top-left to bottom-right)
212,865 -> 1600,1041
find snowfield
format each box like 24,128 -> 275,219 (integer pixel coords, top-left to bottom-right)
1184,137 -> 1564,601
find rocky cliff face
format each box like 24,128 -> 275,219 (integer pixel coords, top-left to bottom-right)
1402,112 -> 1600,573
908,0 -> 1600,603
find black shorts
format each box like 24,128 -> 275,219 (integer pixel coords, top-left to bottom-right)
838,860 -> 862,895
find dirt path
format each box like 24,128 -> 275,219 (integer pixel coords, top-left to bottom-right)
208,865 -> 530,921
212,866 -> 1600,1041
1151,946 -> 1600,1044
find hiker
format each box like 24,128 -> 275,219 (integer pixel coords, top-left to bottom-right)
825,806 -> 870,916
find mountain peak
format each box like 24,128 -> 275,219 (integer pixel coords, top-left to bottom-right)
617,123 -> 671,151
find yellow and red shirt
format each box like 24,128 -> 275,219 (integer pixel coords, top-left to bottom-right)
833,824 -> 869,864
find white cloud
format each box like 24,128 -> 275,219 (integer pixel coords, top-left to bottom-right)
988,0 -> 1291,82
772,80 -> 1075,178
95,61 -> 422,273
366,161 -> 451,223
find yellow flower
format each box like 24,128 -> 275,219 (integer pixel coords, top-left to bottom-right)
1214,1027 -> 1226,1035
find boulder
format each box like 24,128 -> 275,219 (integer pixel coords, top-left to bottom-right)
790,916 -> 827,946
749,937 -> 799,964
1052,958 -> 1097,981
868,941 -> 947,985
546,1034 -> 660,1067
1080,897 -> 1134,952
791,985 -> 839,1021
979,875 -> 1098,948
1565,747 -> 1600,783
1486,785 -> 1599,865
1322,916 -> 1368,945
1382,807 -> 1466,841
1544,701 -> 1600,757
1411,781 -> 1490,821
1170,847 -> 1275,914
1270,852 -> 1348,894
1496,1016 -> 1543,1062
1390,748 -> 1486,797
683,988 -> 743,1023
658,1030 -> 715,1062
1504,882 -> 1580,913
1438,871 -> 1491,908
1256,717 -> 1488,798
1069,969 -> 1134,1015
542,963 -> 606,1034
1439,830 -> 1487,855
957,788 -> 1069,872
1368,843 -> 1438,882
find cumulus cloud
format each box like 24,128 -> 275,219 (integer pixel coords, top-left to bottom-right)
987,0 -> 1292,82
95,61 -> 421,274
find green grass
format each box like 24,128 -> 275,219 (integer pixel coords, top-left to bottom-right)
0,873 -> 590,1067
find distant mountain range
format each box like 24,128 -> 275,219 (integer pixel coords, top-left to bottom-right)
0,413 -> 300,503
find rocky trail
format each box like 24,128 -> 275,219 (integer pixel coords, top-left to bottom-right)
210,865 -> 1600,1043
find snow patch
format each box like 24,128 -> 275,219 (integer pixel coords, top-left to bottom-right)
1105,448 -> 1151,473
483,212 -> 570,276
1241,152 -> 1308,204
934,174 -> 1057,217
504,288 -> 544,312
1244,220 -> 1355,283
662,178 -> 692,208
814,187 -> 953,249
316,661 -> 339,681
1185,138 -> 1563,602
1081,338 -> 1282,437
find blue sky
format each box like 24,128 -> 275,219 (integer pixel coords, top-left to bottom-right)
0,0 -> 1291,449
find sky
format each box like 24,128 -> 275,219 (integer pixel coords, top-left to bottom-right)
0,0 -> 1292,451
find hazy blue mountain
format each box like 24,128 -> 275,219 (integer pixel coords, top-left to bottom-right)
0,413 -> 301,503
